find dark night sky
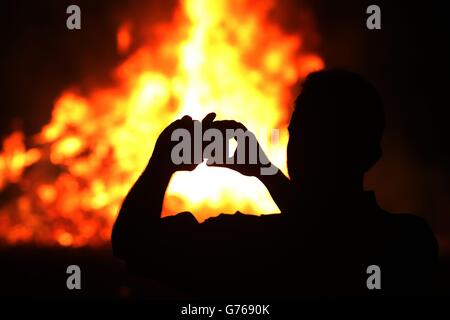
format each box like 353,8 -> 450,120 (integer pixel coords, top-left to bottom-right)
0,1 -> 449,240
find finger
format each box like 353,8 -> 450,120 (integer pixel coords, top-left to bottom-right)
180,115 -> 192,121
206,143 -> 239,167
202,113 -> 216,131
202,112 -> 216,125
165,118 -> 182,131
211,120 -> 246,132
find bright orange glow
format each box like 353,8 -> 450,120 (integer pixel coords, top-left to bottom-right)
57,232 -> 74,247
117,22 -> 132,54
0,0 -> 324,246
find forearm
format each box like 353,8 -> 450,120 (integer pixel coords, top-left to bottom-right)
111,154 -> 173,258
258,169 -> 295,214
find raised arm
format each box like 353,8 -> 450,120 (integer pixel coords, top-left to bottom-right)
206,120 -> 296,214
258,169 -> 295,214
111,153 -> 173,260
111,114 -> 215,260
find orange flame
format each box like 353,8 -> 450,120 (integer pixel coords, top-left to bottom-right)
0,0 -> 324,246
117,22 -> 132,54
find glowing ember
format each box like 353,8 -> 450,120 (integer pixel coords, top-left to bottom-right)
117,22 -> 133,54
0,0 -> 324,246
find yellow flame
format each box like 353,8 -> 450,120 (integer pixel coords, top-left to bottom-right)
0,0 -> 323,246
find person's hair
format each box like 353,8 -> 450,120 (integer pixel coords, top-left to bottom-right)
289,69 -> 385,172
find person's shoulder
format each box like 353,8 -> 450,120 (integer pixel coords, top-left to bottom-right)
202,212 -> 282,225
160,211 -> 199,227
388,212 -> 432,232
384,211 -> 438,251
202,212 -> 260,226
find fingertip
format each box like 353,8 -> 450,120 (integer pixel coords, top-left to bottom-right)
202,112 -> 216,124
236,121 -> 246,130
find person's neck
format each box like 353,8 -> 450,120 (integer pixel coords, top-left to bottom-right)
296,176 -> 364,209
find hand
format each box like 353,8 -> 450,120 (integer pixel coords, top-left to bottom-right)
206,120 -> 276,177
151,113 -> 216,173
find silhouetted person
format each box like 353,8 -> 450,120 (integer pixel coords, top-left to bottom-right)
112,69 -> 438,299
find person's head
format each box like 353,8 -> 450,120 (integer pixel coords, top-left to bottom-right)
287,69 -> 384,191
